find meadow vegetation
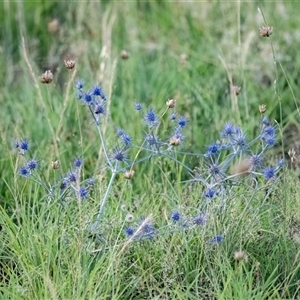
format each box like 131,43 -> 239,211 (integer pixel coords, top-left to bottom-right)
1,1 -> 300,299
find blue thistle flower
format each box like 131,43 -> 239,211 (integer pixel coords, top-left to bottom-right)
140,220 -> 155,239
145,133 -> 161,150
206,142 -> 221,156
171,211 -> 180,222
263,166 -> 275,180
178,116 -> 188,128
86,177 -> 95,186
116,129 -> 132,146
112,147 -> 126,162
82,92 -> 94,106
134,102 -> 143,111
125,227 -> 135,237
78,186 -> 89,199
19,166 -> 30,178
68,171 -> 78,183
60,178 -> 69,190
261,134 -> 276,147
75,79 -> 84,90
92,85 -> 106,100
120,134 -> 132,146
74,157 -> 83,168
116,128 -> 125,137
14,140 -> 20,149
210,235 -> 224,245
194,213 -> 207,226
250,154 -> 263,168
263,125 -> 276,136
262,116 -> 270,126
144,108 -> 159,127
170,112 -> 177,121
20,139 -> 29,151
203,188 -> 217,198
27,159 -> 38,171
209,163 -> 221,176
93,101 -> 105,115
221,122 -> 236,137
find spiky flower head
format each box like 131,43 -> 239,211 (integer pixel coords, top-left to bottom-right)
112,147 -> 126,162
75,79 -> 84,90
259,25 -> 273,37
27,159 -> 38,171
121,50 -> 129,60
124,169 -> 135,179
194,213 -> 207,226
92,85 -> 106,100
263,166 -> 275,181
64,59 -> 75,69
78,186 -> 89,199
171,211 -> 181,222
39,70 -> 53,84
232,85 -> 241,96
178,116 -> 188,128
166,99 -> 176,109
19,166 -> 30,178
19,139 -> 30,151
94,102 -> 106,115
51,160 -> 60,170
210,235 -> 224,245
144,108 -> 159,127
259,104 -> 266,114
125,227 -> 135,236
134,102 -> 143,111
74,157 -> 83,168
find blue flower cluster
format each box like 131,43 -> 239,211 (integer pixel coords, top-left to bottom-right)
16,141 -> 92,201
14,72 -> 284,248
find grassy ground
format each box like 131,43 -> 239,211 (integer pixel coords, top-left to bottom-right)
1,1 -> 300,299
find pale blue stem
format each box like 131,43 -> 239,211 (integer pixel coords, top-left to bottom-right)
91,169 -> 118,232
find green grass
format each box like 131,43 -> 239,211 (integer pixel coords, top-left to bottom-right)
1,1 -> 300,299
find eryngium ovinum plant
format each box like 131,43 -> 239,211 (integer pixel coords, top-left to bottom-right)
15,67 -> 283,247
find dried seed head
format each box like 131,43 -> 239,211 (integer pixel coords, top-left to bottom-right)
125,213 -> 135,222
120,204 -> 127,211
288,148 -> 297,163
39,70 -> 53,84
121,50 -> 129,60
48,19 -> 60,34
64,59 -> 75,69
166,99 -> 176,109
259,26 -> 273,37
232,159 -> 251,176
234,251 -> 248,262
51,160 -> 60,170
232,85 -> 241,96
259,104 -> 266,114
124,169 -> 135,179
169,136 -> 181,146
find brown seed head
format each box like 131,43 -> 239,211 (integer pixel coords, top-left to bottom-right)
232,85 -> 241,96
64,59 -> 75,70
259,26 -> 273,37
39,70 -> 53,84
169,136 -> 181,146
124,169 -> 135,179
48,19 -> 60,34
259,104 -> 266,114
166,99 -> 176,109
234,251 -> 248,262
51,160 -> 60,170
121,50 -> 129,60
232,159 -> 251,176
125,213 -> 135,222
